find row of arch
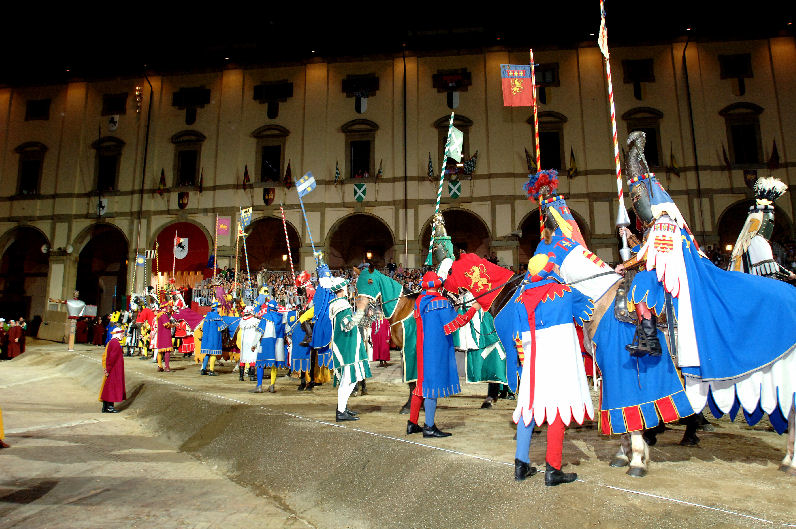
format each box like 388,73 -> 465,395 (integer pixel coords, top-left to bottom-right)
0,200 -> 791,320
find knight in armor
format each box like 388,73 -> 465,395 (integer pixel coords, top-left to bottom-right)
728,177 -> 795,281
615,131 -> 796,436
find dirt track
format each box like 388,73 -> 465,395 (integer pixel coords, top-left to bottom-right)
1,340 -> 794,528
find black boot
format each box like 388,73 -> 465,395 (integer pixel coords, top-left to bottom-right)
422,424 -> 452,438
359,380 -> 368,396
336,409 -> 359,422
545,463 -> 577,486
201,368 -> 208,376
239,367 -> 245,381
102,401 -> 119,414
626,318 -> 662,357
248,366 -> 256,381
299,320 -> 313,347
298,377 -> 307,391
406,420 -> 423,435
514,459 -> 537,481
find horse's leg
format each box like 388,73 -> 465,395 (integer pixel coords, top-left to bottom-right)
609,433 -> 632,468
627,431 -> 649,477
780,406 -> 796,475
679,414 -> 700,446
400,381 -> 415,414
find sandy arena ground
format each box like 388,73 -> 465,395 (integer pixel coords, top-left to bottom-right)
0,339 -> 794,528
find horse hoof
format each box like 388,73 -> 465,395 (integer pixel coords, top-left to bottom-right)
783,466 -> 796,477
679,435 -> 699,446
698,423 -> 715,432
480,398 -> 494,409
399,405 -> 410,415
609,458 -> 629,468
626,466 -> 647,478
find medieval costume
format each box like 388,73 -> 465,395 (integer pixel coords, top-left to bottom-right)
503,254 -> 594,485
371,318 -> 391,366
7,322 -> 22,358
253,300 -> 286,393
200,304 -> 239,376
728,177 -> 795,281
237,306 -> 262,385
289,271 -> 315,389
0,405 -> 8,448
328,277 -> 370,421
617,132 -> 796,435
99,327 -> 126,413
154,308 -> 174,372
406,271 -> 478,438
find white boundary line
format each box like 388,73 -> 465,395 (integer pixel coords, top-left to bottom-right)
72,351 -> 794,527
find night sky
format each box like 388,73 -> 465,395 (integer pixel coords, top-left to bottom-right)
0,3 -> 792,85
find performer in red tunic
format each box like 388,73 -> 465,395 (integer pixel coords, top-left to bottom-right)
7,321 -> 23,358
99,327 -> 127,413
371,318 -> 391,367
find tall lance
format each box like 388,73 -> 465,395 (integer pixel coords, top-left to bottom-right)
530,49 -> 544,236
280,204 -> 296,283
598,0 -> 632,261
296,182 -> 319,266
213,214 -> 219,282
425,112 -> 455,264
239,208 -> 253,298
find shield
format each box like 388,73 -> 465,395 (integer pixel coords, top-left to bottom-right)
174,238 -> 189,260
354,182 -> 366,202
448,180 -> 461,199
178,191 -> 189,209
263,187 -> 275,205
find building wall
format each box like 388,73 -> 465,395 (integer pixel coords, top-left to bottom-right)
0,37 -> 793,315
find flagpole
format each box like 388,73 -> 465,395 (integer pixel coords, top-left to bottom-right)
240,208 -> 252,297
530,49 -> 545,237
172,232 -> 178,281
213,214 -> 218,282
598,0 -> 632,260
427,112 -> 455,262
297,195 -> 318,265
280,204 -> 296,282
234,221 -> 240,297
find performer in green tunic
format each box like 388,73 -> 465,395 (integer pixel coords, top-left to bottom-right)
328,277 -> 371,422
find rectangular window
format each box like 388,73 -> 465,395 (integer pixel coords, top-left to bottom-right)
622,59 -> 655,84
719,54 -> 753,79
97,153 -> 119,191
730,123 -> 761,164
260,145 -> 282,182
18,158 -> 41,194
350,140 -> 371,178
536,63 -> 560,87
177,150 -> 198,186
539,130 -> 562,170
102,93 -> 128,116
25,99 -> 51,121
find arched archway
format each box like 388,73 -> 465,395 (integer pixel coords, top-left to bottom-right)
717,200 -> 792,258
517,207 -> 591,267
244,217 -> 301,272
0,226 -> 50,320
152,221 -> 211,293
326,214 -> 395,268
420,209 -> 490,263
76,224 -> 129,315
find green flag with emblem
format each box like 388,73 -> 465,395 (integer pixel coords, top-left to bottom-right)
354,182 -> 366,202
448,179 -> 461,199
445,126 -> 464,162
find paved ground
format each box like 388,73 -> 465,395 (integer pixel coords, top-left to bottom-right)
0,340 -> 794,528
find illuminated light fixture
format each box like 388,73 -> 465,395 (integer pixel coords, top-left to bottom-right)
589,33 -> 595,36
366,252 -> 372,260
282,254 -> 288,261
725,244 -> 733,252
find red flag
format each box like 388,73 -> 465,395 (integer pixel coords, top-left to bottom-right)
500,64 -> 533,107
444,253 -> 515,311
158,169 -> 167,196
284,160 -> 293,189
242,165 -> 251,189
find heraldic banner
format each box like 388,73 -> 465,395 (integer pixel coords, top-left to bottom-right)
444,252 -> 515,311
500,64 -> 533,107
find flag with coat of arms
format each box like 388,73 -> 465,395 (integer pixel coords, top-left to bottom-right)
354,182 -> 366,202
297,172 -> 317,198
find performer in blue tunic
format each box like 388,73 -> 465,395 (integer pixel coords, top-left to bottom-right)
199,302 -> 240,376
406,271 -> 480,438
501,253 -> 594,485
252,299 -> 286,393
